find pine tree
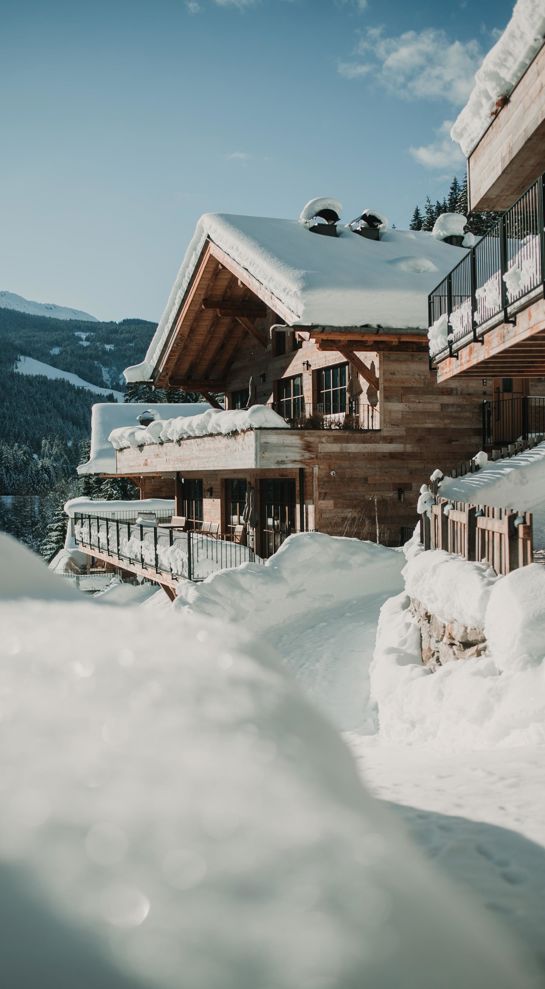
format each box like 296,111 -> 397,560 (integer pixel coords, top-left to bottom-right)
422,197 -> 437,231
409,206 -> 423,231
41,502 -> 68,562
447,176 -> 461,213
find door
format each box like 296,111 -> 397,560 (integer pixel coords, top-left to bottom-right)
259,478 -> 296,557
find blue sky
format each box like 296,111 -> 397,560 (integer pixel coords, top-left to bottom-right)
1,0 -> 514,322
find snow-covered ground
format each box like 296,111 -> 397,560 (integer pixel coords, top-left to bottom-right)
15,355 -> 123,400
3,528 -> 545,984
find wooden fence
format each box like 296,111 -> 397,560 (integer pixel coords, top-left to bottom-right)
420,498 -> 533,576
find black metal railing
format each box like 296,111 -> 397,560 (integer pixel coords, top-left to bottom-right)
73,513 -> 262,583
272,399 -> 380,431
481,395 -> 545,446
429,173 -> 545,363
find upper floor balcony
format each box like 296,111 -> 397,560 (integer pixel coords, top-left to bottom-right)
428,174 -> 545,383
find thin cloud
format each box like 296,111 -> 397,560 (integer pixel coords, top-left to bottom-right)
409,120 -> 465,170
338,26 -> 482,106
226,151 -> 252,163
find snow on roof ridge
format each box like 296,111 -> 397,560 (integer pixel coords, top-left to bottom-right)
452,0 -> 545,157
124,212 -> 468,384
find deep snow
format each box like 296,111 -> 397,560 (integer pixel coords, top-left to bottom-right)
15,355 -> 123,400
2,533 -> 540,988
3,529 -> 545,984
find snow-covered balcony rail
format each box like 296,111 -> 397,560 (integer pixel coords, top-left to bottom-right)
428,174 -> 545,364
73,513 -> 262,582
420,497 -> 533,577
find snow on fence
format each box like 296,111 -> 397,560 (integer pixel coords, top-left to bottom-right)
421,498 -> 533,576
428,174 -> 545,361
73,513 -> 262,582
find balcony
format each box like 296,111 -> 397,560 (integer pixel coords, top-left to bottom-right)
114,400 -> 380,476
73,511 -> 261,585
428,174 -> 545,381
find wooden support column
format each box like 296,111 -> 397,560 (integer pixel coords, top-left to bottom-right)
202,391 -> 223,410
175,474 -> 184,515
334,346 -> 379,390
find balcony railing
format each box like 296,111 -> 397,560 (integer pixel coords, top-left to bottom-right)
271,399 -> 380,431
428,173 -> 545,364
73,513 -> 262,583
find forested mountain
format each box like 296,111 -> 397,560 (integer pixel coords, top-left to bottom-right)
0,307 -> 155,390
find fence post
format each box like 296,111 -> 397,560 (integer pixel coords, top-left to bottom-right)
139,524 -> 144,567
106,518 -> 110,556
116,519 -> 120,556
506,512 -> 519,574
154,526 -> 159,573
438,501 -> 448,551
447,273 -> 453,357
466,506 -> 477,561
522,395 -> 529,440
187,529 -> 193,581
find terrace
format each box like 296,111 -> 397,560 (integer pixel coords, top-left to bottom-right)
428,174 -> 545,382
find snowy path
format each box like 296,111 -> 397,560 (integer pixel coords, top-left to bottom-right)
262,591 -> 389,733
350,739 -> 545,969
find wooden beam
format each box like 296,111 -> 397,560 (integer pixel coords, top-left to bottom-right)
309,330 -> 426,344
334,346 -> 379,390
234,315 -> 268,349
316,338 -> 426,354
202,391 -> 223,410
208,241 -> 297,325
202,299 -> 266,317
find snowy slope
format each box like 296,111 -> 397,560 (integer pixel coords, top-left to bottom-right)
15,355 -> 123,400
0,290 -> 97,322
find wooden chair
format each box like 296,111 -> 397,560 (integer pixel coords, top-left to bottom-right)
163,515 -> 187,530
232,524 -> 247,545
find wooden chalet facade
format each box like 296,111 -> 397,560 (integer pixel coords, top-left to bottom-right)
79,205 -> 492,566
429,21 -> 545,439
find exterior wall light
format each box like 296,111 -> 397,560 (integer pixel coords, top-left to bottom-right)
302,360 -> 312,371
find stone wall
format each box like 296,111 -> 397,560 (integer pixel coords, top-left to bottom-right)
410,598 -> 487,668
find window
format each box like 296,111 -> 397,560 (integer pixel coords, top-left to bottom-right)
225,478 -> 247,528
182,479 -> 203,525
276,375 -> 304,421
260,478 -> 296,557
230,388 -> 248,410
316,363 -> 348,414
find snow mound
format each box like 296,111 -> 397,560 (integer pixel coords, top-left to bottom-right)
0,532 -> 82,602
0,587 -> 539,988
486,563 -> 545,671
404,549 -> 498,629
432,213 -> 467,241
371,554 -> 545,749
109,405 -> 288,451
176,533 -> 404,730
452,0 -> 545,156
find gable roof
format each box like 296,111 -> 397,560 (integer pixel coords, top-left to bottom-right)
124,212 -> 467,383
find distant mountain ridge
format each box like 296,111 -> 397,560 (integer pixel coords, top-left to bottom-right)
0,304 -> 156,391
0,290 -> 98,323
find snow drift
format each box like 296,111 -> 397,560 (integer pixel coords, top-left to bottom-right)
0,537 -> 539,989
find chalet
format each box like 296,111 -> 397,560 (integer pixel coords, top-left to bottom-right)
71,198 -> 493,590
428,2 -> 545,447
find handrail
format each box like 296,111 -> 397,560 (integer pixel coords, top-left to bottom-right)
429,172 -> 545,364
72,512 -> 262,583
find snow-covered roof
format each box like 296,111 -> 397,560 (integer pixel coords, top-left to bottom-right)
124,212 -> 467,383
77,402 -> 210,475
452,0 -> 545,157
108,405 -> 288,452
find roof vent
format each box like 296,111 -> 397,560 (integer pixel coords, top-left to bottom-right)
137,409 -> 156,428
348,208 -> 389,241
299,197 -> 342,238
432,213 -> 467,247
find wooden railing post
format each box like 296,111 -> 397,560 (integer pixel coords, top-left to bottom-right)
187,529 -> 193,581
466,506 -> 477,561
